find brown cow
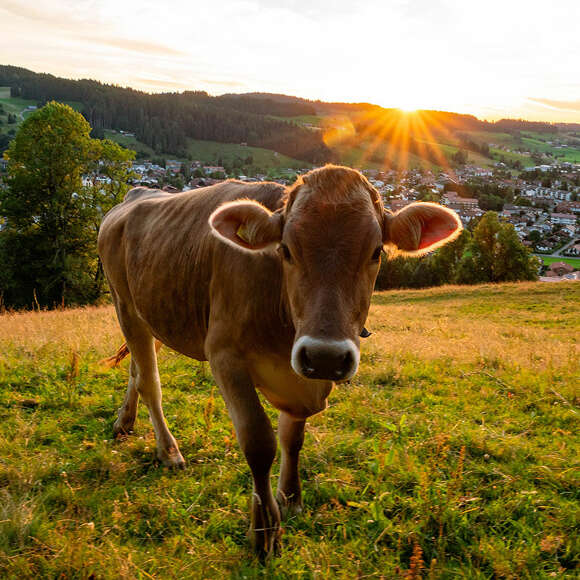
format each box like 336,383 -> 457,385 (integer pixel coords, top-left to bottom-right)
98,165 -> 461,555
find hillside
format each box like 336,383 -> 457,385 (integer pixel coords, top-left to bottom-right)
0,282 -> 578,577
2,65 -> 580,170
0,66 -> 331,164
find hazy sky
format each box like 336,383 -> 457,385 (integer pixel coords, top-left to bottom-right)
1,0 -> 579,122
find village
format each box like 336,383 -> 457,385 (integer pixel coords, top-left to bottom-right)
119,157 -> 580,274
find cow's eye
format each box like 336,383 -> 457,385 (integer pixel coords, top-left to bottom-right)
371,246 -> 383,261
279,243 -> 293,263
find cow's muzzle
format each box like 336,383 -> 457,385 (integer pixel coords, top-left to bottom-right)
291,336 -> 360,381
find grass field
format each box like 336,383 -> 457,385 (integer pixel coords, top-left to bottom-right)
0,282 -> 578,578
186,139 -> 307,170
103,133 -> 309,171
538,256 -> 580,268
0,95 -> 83,138
103,130 -> 156,158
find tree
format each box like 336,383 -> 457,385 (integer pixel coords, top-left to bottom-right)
456,212 -> 538,284
429,229 -> 471,285
0,101 -> 134,308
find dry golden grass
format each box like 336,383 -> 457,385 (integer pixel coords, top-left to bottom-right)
1,281 -> 578,374
365,282 -> 579,372
0,305 -> 122,360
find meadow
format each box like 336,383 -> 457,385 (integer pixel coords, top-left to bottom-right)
539,256 -> 580,269
0,282 -> 578,578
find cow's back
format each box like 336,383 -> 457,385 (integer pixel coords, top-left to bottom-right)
98,181 -> 286,359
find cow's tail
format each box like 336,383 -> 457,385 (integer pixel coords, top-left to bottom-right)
99,339 -> 163,368
100,342 -> 131,368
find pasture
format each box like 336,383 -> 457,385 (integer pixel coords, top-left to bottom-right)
0,282 -> 578,578
539,256 -> 580,269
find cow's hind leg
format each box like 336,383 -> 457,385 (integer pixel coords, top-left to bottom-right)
114,306 -> 185,468
113,373 -> 139,436
276,412 -> 305,517
112,340 -> 163,437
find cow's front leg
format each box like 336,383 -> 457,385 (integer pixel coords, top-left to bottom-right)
209,352 -> 280,557
277,412 -> 305,517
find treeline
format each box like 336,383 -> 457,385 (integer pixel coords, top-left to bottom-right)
376,212 -> 539,290
0,66 -> 331,164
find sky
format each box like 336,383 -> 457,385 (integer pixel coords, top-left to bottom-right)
1,0 -> 579,122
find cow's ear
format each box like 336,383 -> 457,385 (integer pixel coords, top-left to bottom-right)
383,202 -> 462,256
209,200 -> 283,251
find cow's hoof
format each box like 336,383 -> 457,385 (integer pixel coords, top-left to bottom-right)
157,447 -> 186,469
250,492 -> 281,559
249,526 -> 281,561
276,490 -> 303,519
112,418 -> 135,438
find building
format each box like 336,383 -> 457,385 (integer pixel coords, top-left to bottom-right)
203,166 -> 226,175
550,213 -> 576,226
545,262 -> 575,277
166,160 -> 182,173
389,199 -> 413,212
556,201 -> 580,215
442,191 -> 479,211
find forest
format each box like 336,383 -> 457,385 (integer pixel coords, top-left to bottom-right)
0,66 -> 331,164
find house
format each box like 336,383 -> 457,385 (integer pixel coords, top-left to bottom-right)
545,262 -> 575,277
556,201 -> 580,215
442,191 -> 479,211
539,271 -> 580,282
550,213 -> 576,226
166,160 -> 182,173
203,166 -> 226,175
389,199 -> 413,212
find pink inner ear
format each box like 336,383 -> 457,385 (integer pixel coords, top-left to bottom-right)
215,215 -> 255,249
418,215 -> 460,249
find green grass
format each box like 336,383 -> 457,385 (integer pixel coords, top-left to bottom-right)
103,133 -> 309,170
104,130 -> 156,157
268,114 -> 324,126
489,147 -> 535,168
465,131 -> 522,148
521,136 -> 580,164
1,282 -> 578,578
0,96 -> 83,139
186,139 -> 308,170
538,256 -> 580,268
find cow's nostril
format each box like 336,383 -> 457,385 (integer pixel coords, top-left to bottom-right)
334,350 -> 354,379
299,346 -> 315,376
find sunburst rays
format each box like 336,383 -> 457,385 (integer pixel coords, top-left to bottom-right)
322,108 -> 459,175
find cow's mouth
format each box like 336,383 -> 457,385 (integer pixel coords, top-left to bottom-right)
291,336 -> 360,381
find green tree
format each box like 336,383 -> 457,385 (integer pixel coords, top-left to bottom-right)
456,212 -> 538,284
429,229 -> 471,284
0,101 -> 134,308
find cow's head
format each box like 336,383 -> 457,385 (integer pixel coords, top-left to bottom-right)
210,166 -> 461,381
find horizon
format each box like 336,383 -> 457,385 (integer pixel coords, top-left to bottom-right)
1,0 -> 579,123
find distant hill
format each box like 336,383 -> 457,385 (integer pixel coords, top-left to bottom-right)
1,65 -> 579,167
0,66 -> 331,164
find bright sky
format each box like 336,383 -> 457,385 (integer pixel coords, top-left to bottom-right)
1,0 -> 579,122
